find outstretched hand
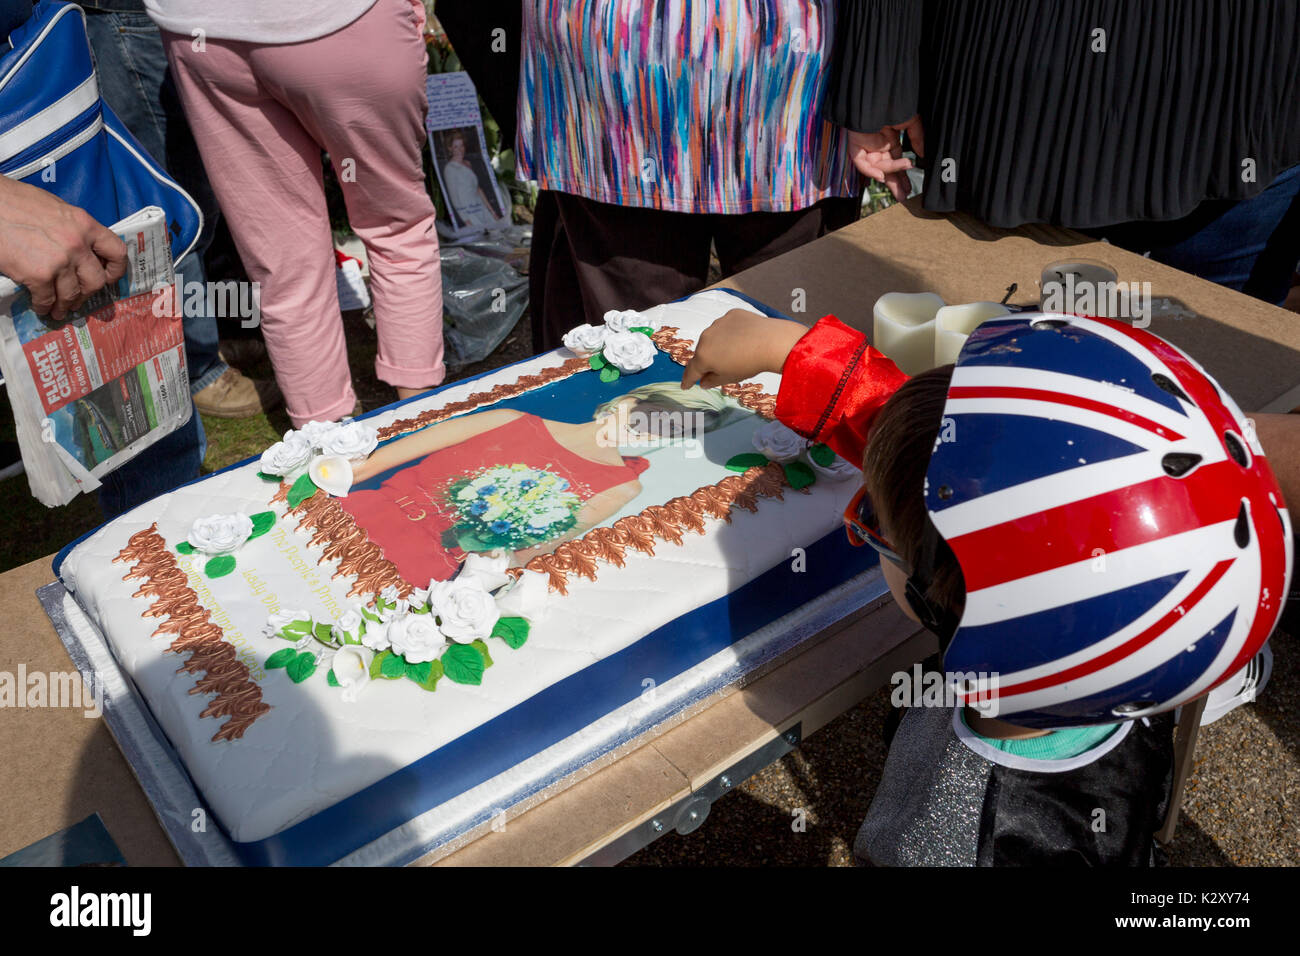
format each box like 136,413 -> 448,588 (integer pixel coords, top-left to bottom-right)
0,176 -> 128,321
680,309 -> 809,391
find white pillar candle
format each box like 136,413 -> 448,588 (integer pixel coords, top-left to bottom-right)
934,301 -> 1012,367
873,292 -> 945,376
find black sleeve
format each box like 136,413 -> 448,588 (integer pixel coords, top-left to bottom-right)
823,0 -> 922,132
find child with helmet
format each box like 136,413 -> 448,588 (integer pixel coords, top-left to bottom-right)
683,307 -> 1297,865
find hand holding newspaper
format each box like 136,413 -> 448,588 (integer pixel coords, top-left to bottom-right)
0,205 -> 191,507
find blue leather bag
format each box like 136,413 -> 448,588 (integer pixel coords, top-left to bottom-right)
0,0 -> 201,266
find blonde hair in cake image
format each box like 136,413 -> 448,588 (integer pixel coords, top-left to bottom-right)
593,381 -> 750,446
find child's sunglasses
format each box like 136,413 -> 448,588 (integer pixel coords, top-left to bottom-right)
843,485 -> 905,567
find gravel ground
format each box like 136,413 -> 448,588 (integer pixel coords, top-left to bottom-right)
623,628 -> 1299,867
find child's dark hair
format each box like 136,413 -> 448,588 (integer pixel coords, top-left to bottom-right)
863,365 -> 966,618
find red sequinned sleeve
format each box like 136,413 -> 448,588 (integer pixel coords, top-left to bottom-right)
773,316 -> 909,468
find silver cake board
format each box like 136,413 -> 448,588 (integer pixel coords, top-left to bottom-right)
39,567 -> 889,867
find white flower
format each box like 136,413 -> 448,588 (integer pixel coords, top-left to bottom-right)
309,455 -> 354,497
259,431 -> 314,477
429,577 -> 500,642
604,308 -> 659,332
808,451 -> 859,482
332,607 -> 365,644
297,420 -> 341,447
603,309 -> 642,333
264,609 -> 311,638
602,329 -> 657,373
408,586 -> 431,608
562,323 -> 608,354
752,420 -> 808,463
332,645 -> 374,702
317,420 -> 378,461
380,598 -> 410,622
456,551 -> 512,593
379,585 -> 401,604
389,613 -> 446,664
188,513 -> 254,555
361,617 -> 391,652
495,569 -> 550,621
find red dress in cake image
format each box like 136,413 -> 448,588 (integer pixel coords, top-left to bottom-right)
340,383 -> 749,586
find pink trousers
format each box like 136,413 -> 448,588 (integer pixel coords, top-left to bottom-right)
163,0 -> 444,425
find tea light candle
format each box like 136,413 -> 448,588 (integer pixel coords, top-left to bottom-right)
873,292 -> 945,375
934,301 -> 1012,366
1040,259 -> 1119,315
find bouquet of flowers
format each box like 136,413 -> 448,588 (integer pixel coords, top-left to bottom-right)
443,464 -> 581,552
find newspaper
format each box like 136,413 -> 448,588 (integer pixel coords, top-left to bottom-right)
0,205 -> 191,507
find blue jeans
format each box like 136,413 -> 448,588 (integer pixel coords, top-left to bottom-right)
1092,164 -> 1300,307
82,4 -> 225,516
83,5 -> 228,395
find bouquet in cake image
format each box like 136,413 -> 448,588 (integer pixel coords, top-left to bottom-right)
444,464 -> 583,552
336,376 -> 753,587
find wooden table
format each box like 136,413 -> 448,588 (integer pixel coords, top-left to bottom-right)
3,199 -> 1296,865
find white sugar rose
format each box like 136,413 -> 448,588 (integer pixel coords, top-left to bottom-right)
332,607 -> 365,644
808,452 -> 859,482
317,420 -> 378,461
603,309 -> 642,333
331,645 -> 374,702
297,420 -> 340,448
264,609 -> 311,638
602,329 -> 657,374
389,613 -> 446,664
260,431 -> 313,477
752,420 -> 808,463
457,551 -> 512,593
408,586 -> 431,608
429,577 -> 500,642
188,513 -> 253,555
361,617 -> 391,652
562,323 -> 608,354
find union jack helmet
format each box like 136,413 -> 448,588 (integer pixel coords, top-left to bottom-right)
928,313 -> 1293,728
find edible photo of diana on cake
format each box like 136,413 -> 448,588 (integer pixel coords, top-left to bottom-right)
340,362 -> 757,586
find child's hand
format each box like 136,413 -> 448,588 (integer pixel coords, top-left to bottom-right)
681,309 -> 809,390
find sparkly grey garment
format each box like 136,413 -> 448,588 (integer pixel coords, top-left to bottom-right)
854,705 -> 990,866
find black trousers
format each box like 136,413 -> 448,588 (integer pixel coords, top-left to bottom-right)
529,190 -> 861,353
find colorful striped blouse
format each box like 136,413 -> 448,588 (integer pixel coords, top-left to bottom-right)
517,0 -> 861,215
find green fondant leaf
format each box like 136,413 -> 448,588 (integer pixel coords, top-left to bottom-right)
282,618 -> 313,638
380,652 -> 408,679
369,650 -> 389,679
341,625 -> 363,645
175,541 -> 195,555
204,554 -> 236,578
491,616 -> 530,650
808,443 -> 836,467
286,650 -> 317,683
248,510 -> 276,539
783,460 -> 816,490
256,470 -> 280,482
286,472 -> 319,509
404,659 -> 433,685
472,639 -> 494,669
265,648 -> 297,670
360,607 -> 382,624
441,643 -> 485,686
416,660 -> 443,692
630,326 -> 655,336
587,351 -> 606,370
312,621 -> 338,646
725,453 -> 769,472
598,365 -> 621,384
326,669 -> 340,688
